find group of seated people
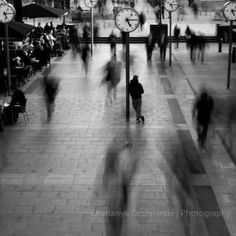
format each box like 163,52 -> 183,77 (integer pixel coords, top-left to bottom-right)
0,21 -> 68,91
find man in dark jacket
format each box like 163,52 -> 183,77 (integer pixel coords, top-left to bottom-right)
129,75 -> 145,124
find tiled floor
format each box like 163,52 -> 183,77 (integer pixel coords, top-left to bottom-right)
0,43 -> 236,236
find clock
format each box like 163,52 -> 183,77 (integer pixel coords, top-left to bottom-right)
84,0 -> 98,8
223,1 -> 236,21
0,3 -> 15,23
164,0 -> 179,12
115,8 -> 140,33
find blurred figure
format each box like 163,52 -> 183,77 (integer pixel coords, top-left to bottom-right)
185,25 -> 192,49
225,96 -> 236,154
158,32 -> 168,61
160,138 -> 196,236
103,137 -> 140,236
103,150 -> 123,236
42,76 -> 59,121
146,32 -> 155,65
139,11 -> 146,31
94,23 -> 100,42
69,26 -> 80,58
197,34 -> 207,63
171,146 -> 195,236
177,6 -> 185,21
81,43 -> 90,74
129,75 -> 145,124
82,23 -> 90,45
174,24 -> 181,49
44,23 -> 50,34
103,55 -> 122,104
192,87 -> 214,149
108,30 -> 117,57
191,1 -> 199,19
188,32 -> 198,62
154,5 -> 161,22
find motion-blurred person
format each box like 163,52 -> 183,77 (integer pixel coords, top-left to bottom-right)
82,23 -> 90,45
42,76 -> 59,121
177,6 -> 185,21
191,1 -> 199,19
139,11 -> 146,31
192,87 -> 214,149
103,150 -> 123,236
69,26 -> 80,58
171,146 -> 195,236
81,44 -> 90,74
225,96 -> 236,153
146,32 -> 155,65
154,5 -> 161,22
197,34 -> 207,63
129,75 -> 144,124
158,32 -> 168,61
103,55 -> 122,104
108,30 -> 117,57
103,139 -> 139,236
188,33 -> 198,62
174,24 -> 181,49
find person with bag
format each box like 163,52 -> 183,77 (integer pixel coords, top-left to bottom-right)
128,75 -> 145,124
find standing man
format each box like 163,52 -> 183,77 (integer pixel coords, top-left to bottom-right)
128,75 -> 145,124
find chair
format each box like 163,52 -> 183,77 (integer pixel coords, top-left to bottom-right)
13,102 -> 29,125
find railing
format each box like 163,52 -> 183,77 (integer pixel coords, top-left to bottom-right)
79,36 -> 218,44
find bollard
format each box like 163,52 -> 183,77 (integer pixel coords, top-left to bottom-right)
232,47 -> 236,63
218,37 -> 223,52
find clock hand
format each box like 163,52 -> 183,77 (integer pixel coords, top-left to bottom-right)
231,9 -> 235,16
3,12 -> 8,19
125,18 -> 132,27
128,19 -> 139,21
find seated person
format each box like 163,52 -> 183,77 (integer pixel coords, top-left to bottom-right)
3,85 -> 27,124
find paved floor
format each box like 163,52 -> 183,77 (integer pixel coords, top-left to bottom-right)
0,42 -> 236,236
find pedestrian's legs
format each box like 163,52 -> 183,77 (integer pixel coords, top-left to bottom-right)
132,98 -> 142,120
202,122 -> 209,147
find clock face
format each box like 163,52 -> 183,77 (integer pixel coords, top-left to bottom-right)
84,0 -> 98,8
115,8 -> 140,33
223,1 -> 236,21
0,3 -> 15,23
164,0 -> 179,12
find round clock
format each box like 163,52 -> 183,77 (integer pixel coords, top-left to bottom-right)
84,0 -> 98,8
223,1 -> 236,21
0,3 -> 15,23
115,8 -> 140,33
164,0 -> 179,12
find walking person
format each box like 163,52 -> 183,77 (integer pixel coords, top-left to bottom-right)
128,75 -> 145,124
146,32 -> 155,65
158,32 -> 168,61
103,55 -> 122,105
42,76 -> 59,121
81,43 -> 90,74
174,24 -> 181,49
192,87 -> 214,149
139,11 -> 146,31
108,30 -> 117,57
